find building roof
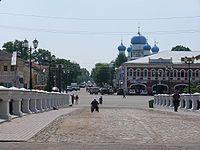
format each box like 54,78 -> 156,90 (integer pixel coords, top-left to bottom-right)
131,32 -> 147,45
0,50 -> 12,60
125,50 -> 200,64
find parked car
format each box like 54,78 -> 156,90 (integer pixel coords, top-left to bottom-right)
117,88 -> 124,95
128,89 -> 136,95
71,83 -> 80,91
89,87 -> 100,94
66,86 -> 72,92
140,90 -> 148,95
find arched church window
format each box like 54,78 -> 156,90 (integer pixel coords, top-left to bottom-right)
151,69 -> 156,77
143,69 -> 148,78
195,70 -> 200,78
136,69 -> 141,78
173,69 -> 178,78
158,69 -> 163,77
180,70 -> 185,78
128,68 -> 133,77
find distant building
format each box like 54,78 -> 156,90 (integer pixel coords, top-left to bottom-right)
0,50 -> 47,89
117,27 -> 159,60
120,51 -> 200,95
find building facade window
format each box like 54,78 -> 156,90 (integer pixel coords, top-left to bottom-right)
143,69 -> 148,79
3,65 -> 8,71
11,66 -> 15,71
127,68 -> 133,77
180,70 -> 185,78
151,69 -> 155,77
173,69 -> 178,79
136,69 -> 141,79
195,69 -> 200,79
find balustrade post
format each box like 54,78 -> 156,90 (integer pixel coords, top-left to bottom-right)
0,86 -> 12,120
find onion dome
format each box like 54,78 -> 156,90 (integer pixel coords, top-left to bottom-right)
118,42 -> 126,51
131,32 -> 147,45
143,43 -> 151,50
127,45 -> 132,52
151,44 -> 159,53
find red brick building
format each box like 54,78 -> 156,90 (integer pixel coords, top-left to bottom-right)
120,51 -> 200,95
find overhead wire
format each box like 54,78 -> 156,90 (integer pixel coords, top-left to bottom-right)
0,24 -> 199,36
0,12 -> 200,21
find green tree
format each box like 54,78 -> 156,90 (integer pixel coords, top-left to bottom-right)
32,49 -> 51,65
3,40 -> 29,60
77,68 -> 90,84
115,53 -> 127,67
183,83 -> 200,94
171,45 -> 191,51
91,63 -> 110,86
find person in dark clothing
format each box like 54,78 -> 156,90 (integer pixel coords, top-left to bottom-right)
173,91 -> 180,112
91,99 -> 99,112
123,89 -> 126,98
99,96 -> 103,104
71,94 -> 74,105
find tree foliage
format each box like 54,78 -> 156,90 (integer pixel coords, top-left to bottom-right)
3,40 -> 29,60
115,53 -> 127,67
2,40 -> 90,91
91,63 -> 112,86
171,45 -> 191,51
183,83 -> 200,94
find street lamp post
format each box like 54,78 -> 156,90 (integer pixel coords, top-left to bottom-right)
184,56 -> 195,94
23,38 -> 39,90
56,64 -> 64,93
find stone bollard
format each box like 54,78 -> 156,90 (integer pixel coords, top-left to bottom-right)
180,94 -> 185,109
191,93 -> 200,110
162,94 -> 167,107
20,88 -> 32,114
29,90 -> 39,113
46,92 -> 53,110
9,87 -> 23,117
50,92 -> 55,108
166,94 -> 171,107
183,94 -> 192,110
35,90 -> 44,112
159,94 -> 163,106
169,94 -> 174,107
42,91 -> 48,111
0,86 -> 12,120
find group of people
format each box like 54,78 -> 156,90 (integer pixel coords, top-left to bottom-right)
91,96 -> 103,112
71,94 -> 79,105
70,94 -> 103,113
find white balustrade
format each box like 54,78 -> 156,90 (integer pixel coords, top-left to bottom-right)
9,87 -> 23,117
183,94 -> 192,109
0,86 -> 12,120
0,86 -> 70,121
191,93 -> 200,110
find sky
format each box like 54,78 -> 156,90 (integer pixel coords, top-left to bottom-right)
0,0 -> 199,72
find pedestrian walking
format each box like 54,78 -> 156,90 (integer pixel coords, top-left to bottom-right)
71,94 -> 74,105
99,96 -> 103,104
123,89 -> 126,98
91,99 -> 99,112
173,91 -> 180,112
75,94 -> 79,105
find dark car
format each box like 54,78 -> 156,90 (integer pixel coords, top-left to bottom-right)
89,87 -> 100,94
117,88 -> 124,95
100,88 -> 108,95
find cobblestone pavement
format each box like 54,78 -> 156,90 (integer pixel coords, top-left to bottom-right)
29,107 -> 200,145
